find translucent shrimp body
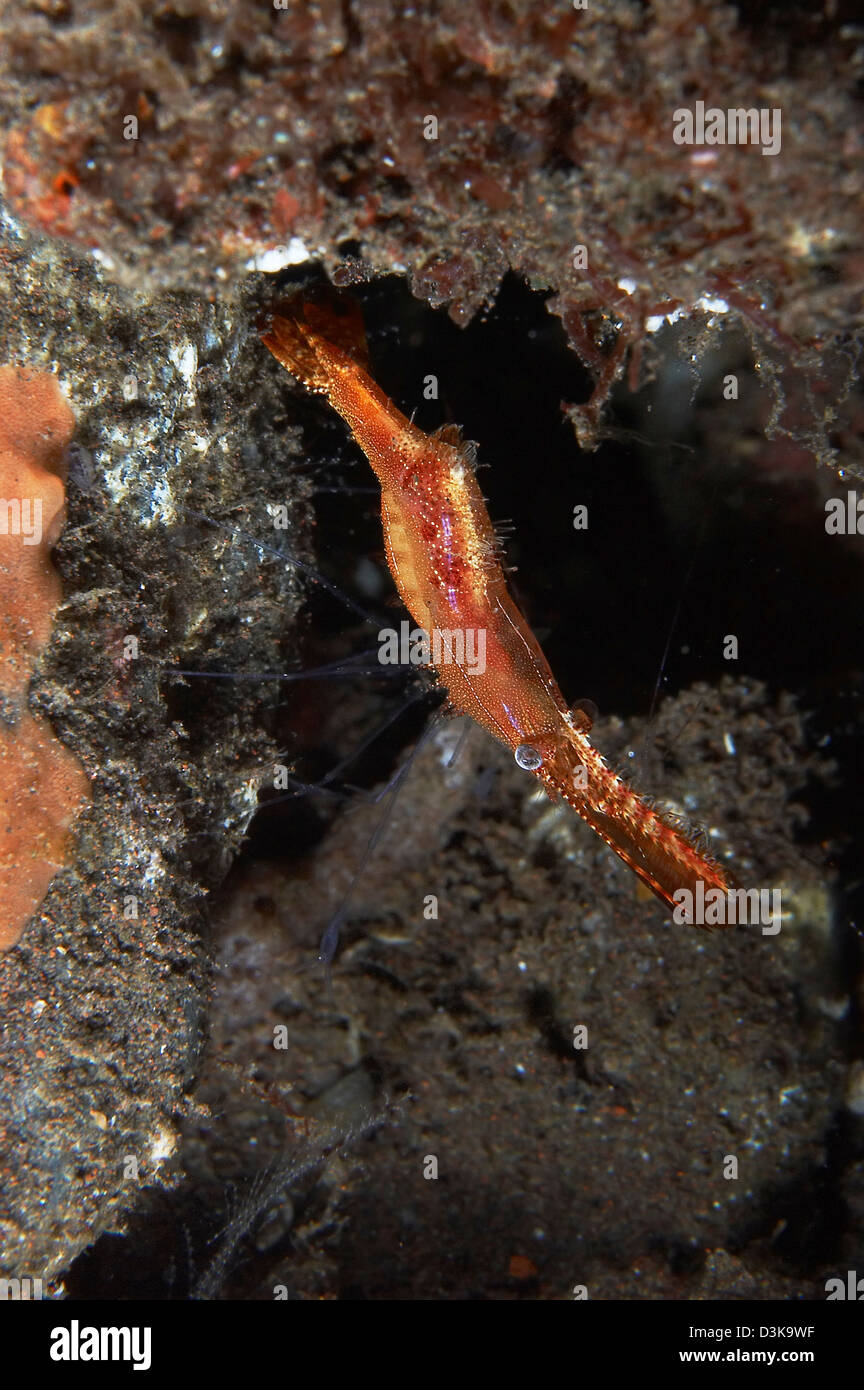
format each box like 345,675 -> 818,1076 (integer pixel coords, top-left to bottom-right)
261,296 -> 734,916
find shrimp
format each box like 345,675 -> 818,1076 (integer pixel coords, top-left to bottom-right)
260,293 -> 736,919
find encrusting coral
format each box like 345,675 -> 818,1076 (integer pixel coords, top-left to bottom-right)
0,364 -> 90,950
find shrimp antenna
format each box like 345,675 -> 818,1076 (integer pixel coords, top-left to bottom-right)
181,505 -> 383,628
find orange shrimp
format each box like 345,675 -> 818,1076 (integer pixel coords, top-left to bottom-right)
260,293 -> 736,920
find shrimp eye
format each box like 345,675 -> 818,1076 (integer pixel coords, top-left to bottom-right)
514,744 -> 543,771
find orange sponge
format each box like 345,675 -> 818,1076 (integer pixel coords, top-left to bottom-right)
0,366 -> 90,951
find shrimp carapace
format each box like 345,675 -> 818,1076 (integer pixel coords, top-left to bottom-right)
261,294 -> 736,918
